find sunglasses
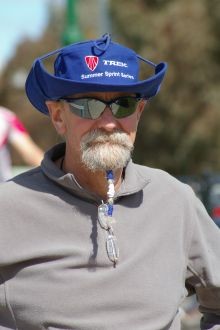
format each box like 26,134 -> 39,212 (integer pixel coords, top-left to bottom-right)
61,96 -> 144,120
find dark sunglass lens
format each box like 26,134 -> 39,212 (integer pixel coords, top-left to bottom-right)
113,98 -> 138,118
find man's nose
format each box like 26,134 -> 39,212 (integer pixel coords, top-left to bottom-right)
96,106 -> 118,131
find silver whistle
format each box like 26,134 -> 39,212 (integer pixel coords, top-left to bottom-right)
106,234 -> 119,263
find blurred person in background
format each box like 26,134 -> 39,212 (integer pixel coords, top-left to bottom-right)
0,34 -> 219,330
0,105 -> 43,181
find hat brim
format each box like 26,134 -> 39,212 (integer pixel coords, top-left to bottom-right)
25,58 -> 167,115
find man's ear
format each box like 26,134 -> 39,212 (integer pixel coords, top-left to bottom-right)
46,101 -> 66,135
137,99 -> 147,121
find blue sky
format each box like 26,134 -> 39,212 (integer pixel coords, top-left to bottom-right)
0,0 -> 63,71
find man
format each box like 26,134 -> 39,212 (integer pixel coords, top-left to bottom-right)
0,106 -> 43,181
0,34 -> 219,330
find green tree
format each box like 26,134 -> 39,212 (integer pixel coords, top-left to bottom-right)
111,0 -> 220,175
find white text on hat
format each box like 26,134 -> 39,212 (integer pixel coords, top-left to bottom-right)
103,60 -> 128,68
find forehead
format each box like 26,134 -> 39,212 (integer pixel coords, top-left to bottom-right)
67,91 -> 136,100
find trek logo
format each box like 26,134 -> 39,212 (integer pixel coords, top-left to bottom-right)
103,60 -> 128,68
85,56 -> 99,71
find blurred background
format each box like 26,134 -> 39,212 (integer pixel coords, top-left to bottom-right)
0,1 -> 220,328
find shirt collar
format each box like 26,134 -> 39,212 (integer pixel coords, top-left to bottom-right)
41,143 -> 150,203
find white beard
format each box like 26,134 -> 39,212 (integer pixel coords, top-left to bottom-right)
80,129 -> 134,172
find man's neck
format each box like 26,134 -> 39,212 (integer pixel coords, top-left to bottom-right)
59,157 -> 123,201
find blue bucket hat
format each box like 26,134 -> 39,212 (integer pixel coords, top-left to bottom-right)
25,34 -> 167,115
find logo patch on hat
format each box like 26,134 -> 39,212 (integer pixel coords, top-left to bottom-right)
85,56 -> 99,71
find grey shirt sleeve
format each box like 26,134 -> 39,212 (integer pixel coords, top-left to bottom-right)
0,274 -> 17,329
185,194 -> 220,329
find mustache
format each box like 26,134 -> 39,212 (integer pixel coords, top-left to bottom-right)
80,129 -> 134,171
81,129 -> 133,148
